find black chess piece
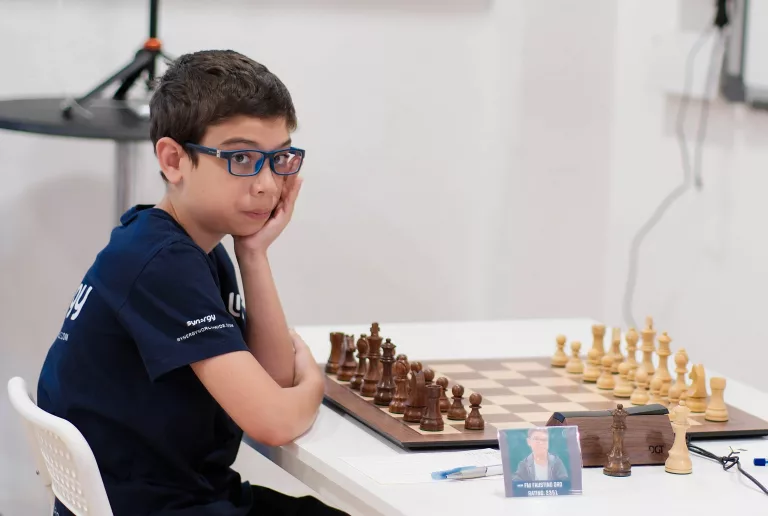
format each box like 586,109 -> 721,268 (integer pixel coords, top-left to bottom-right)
436,377 -> 450,413
349,335 -> 368,391
389,360 -> 409,414
403,370 -> 427,423
464,393 -> 484,430
337,335 -> 358,382
374,339 -> 397,405
419,385 -> 444,431
447,384 -> 467,421
604,404 -> 631,477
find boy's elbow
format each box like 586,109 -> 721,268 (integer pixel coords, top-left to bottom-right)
256,429 -> 294,447
244,409 -> 316,447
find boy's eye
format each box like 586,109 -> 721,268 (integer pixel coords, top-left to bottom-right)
232,153 -> 251,165
273,152 -> 291,165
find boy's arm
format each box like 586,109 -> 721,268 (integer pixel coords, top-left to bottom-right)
234,176 -> 304,388
192,334 -> 324,447
238,251 -> 295,388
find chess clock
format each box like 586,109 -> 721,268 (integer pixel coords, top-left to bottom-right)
546,403 -> 674,467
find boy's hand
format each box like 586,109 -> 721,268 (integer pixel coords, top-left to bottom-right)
234,175 -> 303,257
290,329 -> 322,387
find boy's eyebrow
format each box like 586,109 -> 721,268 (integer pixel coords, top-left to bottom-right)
218,137 -> 292,150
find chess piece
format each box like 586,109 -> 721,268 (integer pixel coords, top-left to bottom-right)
685,364 -> 707,413
361,338 -> 383,397
326,332 -> 345,374
403,369 -> 427,423
349,335 -> 369,391
637,316 -> 656,379
625,327 -> 639,383
583,348 -> 601,383
464,393 -> 484,430
551,334 -> 568,367
447,384 -> 467,421
423,367 -> 435,386
603,404 -> 631,477
591,323 -> 606,361
653,332 -> 673,398
337,335 -> 358,381
389,360 -> 409,414
610,327 -> 624,374
597,354 -> 616,390
374,338 -> 397,405
407,361 -> 422,398
649,376 -> 667,407
367,322 -> 383,354
667,348 -> 688,405
630,369 -> 649,406
705,377 -> 728,422
436,377 -> 450,413
665,400 -> 692,474
420,384 -> 444,431
395,354 -> 409,376
613,361 -> 633,398
565,341 -> 584,374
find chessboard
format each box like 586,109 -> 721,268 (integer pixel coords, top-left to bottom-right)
320,320 -> 768,451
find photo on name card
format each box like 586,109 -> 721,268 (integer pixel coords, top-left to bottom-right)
498,425 -> 583,497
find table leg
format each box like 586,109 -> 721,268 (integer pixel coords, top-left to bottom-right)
115,141 -> 137,221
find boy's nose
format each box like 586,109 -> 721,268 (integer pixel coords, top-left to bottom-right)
250,170 -> 279,196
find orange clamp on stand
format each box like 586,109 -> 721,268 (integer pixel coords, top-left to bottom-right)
61,0 -> 173,119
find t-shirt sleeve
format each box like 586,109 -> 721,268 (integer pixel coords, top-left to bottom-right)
118,241 -> 249,381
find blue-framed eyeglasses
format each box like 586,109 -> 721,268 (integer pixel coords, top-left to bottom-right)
185,143 -> 305,176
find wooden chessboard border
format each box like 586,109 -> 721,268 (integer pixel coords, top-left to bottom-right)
321,356 -> 768,451
322,374 -> 500,449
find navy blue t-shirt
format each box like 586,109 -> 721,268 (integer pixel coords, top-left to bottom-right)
38,205 -> 255,515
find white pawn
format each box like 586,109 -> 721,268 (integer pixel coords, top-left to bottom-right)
650,377 -> 667,407
613,362 -> 633,398
668,348 -> 688,405
566,341 -> 584,374
630,369 -> 649,406
583,348 -> 601,383
551,335 -> 568,367
597,355 -> 615,390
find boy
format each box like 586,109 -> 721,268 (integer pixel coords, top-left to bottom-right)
37,50 -> 347,515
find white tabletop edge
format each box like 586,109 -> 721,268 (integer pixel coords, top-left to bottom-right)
252,318 -> 768,516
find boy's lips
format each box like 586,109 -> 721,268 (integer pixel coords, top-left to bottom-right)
245,209 -> 272,218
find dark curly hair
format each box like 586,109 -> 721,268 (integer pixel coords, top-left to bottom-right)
150,49 -> 297,179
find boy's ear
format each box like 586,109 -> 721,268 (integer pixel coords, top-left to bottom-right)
156,137 -> 186,184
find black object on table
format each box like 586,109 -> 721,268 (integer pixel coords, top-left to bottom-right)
0,98 -> 151,222
0,0 -> 170,221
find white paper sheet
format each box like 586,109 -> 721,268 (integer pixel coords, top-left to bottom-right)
340,448 -> 502,485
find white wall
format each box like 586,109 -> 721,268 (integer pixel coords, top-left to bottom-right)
0,1 -> 617,513
4,0 -> 768,514
603,0 -> 768,391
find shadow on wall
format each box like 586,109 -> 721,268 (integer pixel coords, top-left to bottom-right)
0,172 -> 114,516
0,172 -> 113,380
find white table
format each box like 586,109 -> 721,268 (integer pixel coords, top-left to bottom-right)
251,318 -> 768,515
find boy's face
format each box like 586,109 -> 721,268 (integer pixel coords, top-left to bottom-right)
171,115 -> 293,239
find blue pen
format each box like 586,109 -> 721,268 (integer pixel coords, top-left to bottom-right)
431,464 -> 504,480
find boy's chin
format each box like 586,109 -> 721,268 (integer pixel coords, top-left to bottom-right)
231,220 -> 268,237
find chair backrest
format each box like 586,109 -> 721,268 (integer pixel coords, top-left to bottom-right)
7,377 -> 114,516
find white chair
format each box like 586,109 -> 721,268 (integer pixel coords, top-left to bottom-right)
7,377 -> 114,516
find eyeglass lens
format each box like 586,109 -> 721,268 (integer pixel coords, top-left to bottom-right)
229,150 -> 303,175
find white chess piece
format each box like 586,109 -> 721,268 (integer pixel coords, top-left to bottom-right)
665,400 -> 692,474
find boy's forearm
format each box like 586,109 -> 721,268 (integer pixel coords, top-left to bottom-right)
238,252 -> 295,388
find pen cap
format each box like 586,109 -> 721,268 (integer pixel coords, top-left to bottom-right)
754,458 -> 767,466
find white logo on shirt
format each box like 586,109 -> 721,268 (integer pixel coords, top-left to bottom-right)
65,283 -> 92,321
228,293 -> 244,318
187,315 -> 216,327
